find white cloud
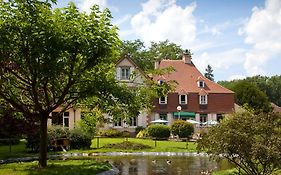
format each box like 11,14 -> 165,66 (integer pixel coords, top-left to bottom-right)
130,0 -> 197,48
77,0 -> 117,14
228,74 -> 246,81
114,14 -> 132,26
239,0 -> 281,76
193,48 -> 247,73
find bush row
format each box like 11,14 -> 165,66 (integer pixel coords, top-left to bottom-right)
137,120 -> 194,140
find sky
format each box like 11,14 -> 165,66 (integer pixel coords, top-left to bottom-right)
55,0 -> 281,81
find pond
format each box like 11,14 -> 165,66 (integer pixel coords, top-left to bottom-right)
95,154 -> 231,175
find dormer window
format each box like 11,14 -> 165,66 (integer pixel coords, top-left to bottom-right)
158,79 -> 164,85
198,81 -> 205,88
121,67 -> 130,80
179,94 -> 187,104
159,96 -> 167,104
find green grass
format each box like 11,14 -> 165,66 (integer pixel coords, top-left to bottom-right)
0,140 -> 37,160
0,159 -> 110,175
213,168 -> 281,175
88,137 -> 198,153
0,138 -> 198,160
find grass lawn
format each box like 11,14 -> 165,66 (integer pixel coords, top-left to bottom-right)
0,159 -> 110,175
88,137 -> 198,153
0,140 -> 37,160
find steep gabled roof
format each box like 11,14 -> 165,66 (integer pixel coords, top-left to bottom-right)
154,60 -> 234,94
116,54 -> 149,79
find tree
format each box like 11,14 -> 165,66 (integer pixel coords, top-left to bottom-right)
231,81 -> 272,113
120,39 -> 184,71
204,64 -> 214,81
0,0 -> 130,167
197,111 -> 281,175
171,120 -> 194,139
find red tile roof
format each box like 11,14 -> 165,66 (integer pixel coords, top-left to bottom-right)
154,60 -> 234,94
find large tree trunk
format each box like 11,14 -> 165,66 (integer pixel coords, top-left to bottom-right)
39,114 -> 48,168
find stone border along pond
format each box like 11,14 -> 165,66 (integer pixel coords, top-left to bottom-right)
0,152 -> 208,164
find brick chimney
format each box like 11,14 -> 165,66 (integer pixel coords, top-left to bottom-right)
182,49 -> 192,64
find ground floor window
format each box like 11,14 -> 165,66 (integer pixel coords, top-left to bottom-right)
129,116 -> 137,127
114,118 -> 122,127
159,113 -> 167,120
63,112 -> 69,127
217,114 -> 224,122
200,114 -> 207,123
52,112 -> 62,125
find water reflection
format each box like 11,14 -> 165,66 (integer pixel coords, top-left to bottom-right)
99,156 -> 222,175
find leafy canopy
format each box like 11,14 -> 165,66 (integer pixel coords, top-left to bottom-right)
197,111 -> 281,175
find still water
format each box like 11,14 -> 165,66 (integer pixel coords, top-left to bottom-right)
97,155 -> 230,175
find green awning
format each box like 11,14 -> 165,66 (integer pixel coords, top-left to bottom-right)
173,112 -> 195,118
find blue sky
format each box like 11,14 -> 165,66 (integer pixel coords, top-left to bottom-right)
56,0 -> 281,81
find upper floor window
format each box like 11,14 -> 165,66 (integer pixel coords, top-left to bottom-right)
121,67 -> 130,80
159,96 -> 167,104
198,81 -> 205,88
179,94 -> 187,104
199,95 -> 208,105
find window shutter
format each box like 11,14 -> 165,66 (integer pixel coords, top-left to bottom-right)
116,67 -> 121,80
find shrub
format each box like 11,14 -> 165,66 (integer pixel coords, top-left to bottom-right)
136,130 -> 148,138
171,120 -> 194,139
147,124 -> 170,139
69,128 -> 92,149
48,125 -> 69,143
98,129 -> 122,138
135,126 -> 145,135
121,130 -> 131,137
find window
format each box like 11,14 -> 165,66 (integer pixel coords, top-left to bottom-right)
198,81 -> 205,88
179,94 -> 187,104
159,96 -> 167,104
159,113 -> 167,120
217,114 -> 224,122
200,114 -> 207,123
63,112 -> 69,127
52,112 -> 62,125
158,80 -> 164,85
121,67 -> 130,80
199,95 -> 208,105
114,118 -> 122,127
129,116 -> 137,127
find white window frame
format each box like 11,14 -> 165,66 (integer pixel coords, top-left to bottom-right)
198,81 -> 205,88
120,67 -> 130,80
114,118 -> 122,127
199,95 -> 208,105
179,94 -> 187,104
63,112 -> 69,128
159,96 -> 167,104
129,116 -> 137,127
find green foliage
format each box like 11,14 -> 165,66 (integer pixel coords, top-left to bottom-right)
98,129 -> 122,138
218,75 -> 281,107
135,126 -> 145,135
204,64 -> 214,81
171,120 -> 194,139
147,124 -> 170,139
47,125 -> 70,142
219,80 -> 272,113
69,128 -> 92,149
120,39 -> 183,70
136,130 -> 148,138
78,111 -> 98,137
197,111 -> 281,175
